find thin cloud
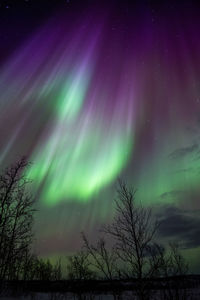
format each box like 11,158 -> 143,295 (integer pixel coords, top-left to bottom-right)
169,143 -> 198,159
157,205 -> 200,249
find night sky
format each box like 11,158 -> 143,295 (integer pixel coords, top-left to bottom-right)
0,0 -> 200,272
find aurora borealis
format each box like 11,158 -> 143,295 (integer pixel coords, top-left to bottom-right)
0,6 -> 135,205
0,0 -> 200,271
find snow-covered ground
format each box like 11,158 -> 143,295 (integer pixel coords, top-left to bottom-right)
1,288 -> 200,300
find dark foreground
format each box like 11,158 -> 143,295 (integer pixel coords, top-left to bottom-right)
1,275 -> 200,299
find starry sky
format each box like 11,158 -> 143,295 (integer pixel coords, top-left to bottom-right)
0,0 -> 200,272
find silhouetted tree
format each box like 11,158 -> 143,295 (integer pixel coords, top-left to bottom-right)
102,180 -> 159,299
67,249 -> 94,280
36,258 -> 54,281
150,242 -> 188,278
53,258 -> 62,281
0,157 -> 36,280
150,242 -> 189,300
21,255 -> 62,281
82,234 -> 117,280
21,251 -> 39,280
168,242 -> 188,276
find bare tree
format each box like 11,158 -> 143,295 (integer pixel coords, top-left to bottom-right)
67,249 -> 94,280
21,255 -> 62,281
103,180 -> 159,278
82,233 -> 117,280
168,242 -> 188,276
148,242 -> 188,278
36,258 -> 54,281
21,250 -> 38,280
0,157 -> 36,280
102,180 -> 160,299
53,258 -> 62,281
151,242 -> 189,300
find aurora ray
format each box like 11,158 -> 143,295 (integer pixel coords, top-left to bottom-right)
0,11 -> 135,205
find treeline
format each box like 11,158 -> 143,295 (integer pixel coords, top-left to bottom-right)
0,158 -> 195,299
